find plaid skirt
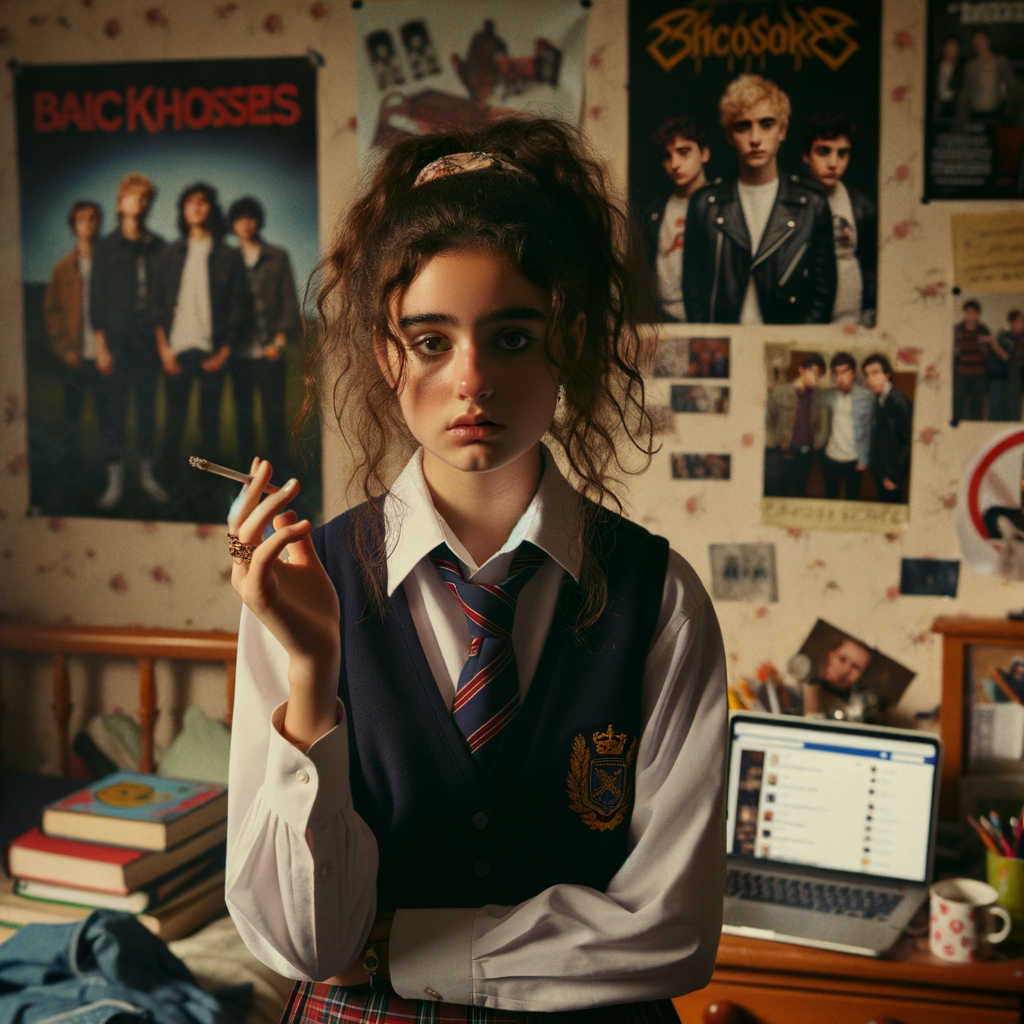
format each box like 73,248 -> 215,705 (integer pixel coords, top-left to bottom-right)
279,982 -> 679,1024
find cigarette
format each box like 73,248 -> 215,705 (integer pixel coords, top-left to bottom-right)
189,456 -> 281,494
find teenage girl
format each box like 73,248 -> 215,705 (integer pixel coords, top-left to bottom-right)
224,118 -> 727,1024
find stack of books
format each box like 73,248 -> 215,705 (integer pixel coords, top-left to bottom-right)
2,770 -> 228,941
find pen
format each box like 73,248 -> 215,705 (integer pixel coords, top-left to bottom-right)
988,812 -> 1017,856
189,457 -> 280,494
968,815 -> 1002,854
982,814 -> 1016,857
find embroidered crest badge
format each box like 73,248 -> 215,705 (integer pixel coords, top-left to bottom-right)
566,724 -> 637,832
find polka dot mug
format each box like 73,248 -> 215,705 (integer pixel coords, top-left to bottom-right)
929,878 -> 1012,963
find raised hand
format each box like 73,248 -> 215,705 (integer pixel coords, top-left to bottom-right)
228,457 -> 341,747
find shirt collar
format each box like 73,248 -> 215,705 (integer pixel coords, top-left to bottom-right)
878,380 -> 893,401
383,445 -> 582,596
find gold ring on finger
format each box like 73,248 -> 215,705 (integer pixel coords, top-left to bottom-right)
227,532 -> 256,564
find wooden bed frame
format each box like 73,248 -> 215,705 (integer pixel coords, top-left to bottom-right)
0,622 -> 237,775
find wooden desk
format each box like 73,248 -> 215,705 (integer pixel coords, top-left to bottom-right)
672,933 -> 1024,1023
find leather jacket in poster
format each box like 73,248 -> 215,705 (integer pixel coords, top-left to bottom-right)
682,173 -> 836,324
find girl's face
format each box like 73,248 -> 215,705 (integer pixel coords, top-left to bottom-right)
388,249 -> 565,478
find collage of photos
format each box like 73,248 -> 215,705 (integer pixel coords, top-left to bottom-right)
14,57 -> 320,524
654,336 -> 732,480
762,344 -> 915,508
628,0 -> 881,327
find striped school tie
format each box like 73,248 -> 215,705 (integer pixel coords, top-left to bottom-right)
430,541 -> 547,767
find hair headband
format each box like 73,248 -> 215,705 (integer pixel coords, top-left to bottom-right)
412,151 -> 537,189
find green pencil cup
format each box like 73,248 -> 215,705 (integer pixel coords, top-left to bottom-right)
987,850 -> 1024,927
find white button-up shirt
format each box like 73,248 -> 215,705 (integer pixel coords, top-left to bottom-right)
225,448 -> 727,1012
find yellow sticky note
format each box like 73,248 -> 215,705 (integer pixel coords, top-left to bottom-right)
952,212 -> 1024,292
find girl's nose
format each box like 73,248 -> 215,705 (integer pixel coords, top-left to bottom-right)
455,342 -> 493,402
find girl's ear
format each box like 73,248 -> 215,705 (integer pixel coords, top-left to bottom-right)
567,311 -> 586,363
373,329 -> 399,388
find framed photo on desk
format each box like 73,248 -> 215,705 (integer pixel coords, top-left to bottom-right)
933,617 -> 1024,818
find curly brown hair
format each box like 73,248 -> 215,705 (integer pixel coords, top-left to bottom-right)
301,117 -> 656,635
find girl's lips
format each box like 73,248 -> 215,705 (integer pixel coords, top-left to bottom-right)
448,422 -> 503,440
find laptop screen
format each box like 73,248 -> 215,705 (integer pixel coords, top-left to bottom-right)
726,715 -> 940,885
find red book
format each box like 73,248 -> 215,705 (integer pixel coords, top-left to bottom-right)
6,821 -> 227,895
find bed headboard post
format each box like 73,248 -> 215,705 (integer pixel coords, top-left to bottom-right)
137,657 -> 156,774
52,653 -> 71,776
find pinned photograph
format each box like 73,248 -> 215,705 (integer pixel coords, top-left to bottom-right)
925,0 -> 1024,200
629,0 -> 880,325
900,558 -> 960,597
761,343 -> 914,532
797,619 -> 916,723
354,1 -> 587,164
709,543 -> 777,603
950,294 -> 1024,424
671,453 -> 731,480
653,337 -> 729,378
671,384 -> 729,414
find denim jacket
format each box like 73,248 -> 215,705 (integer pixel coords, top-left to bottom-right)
0,910 -> 245,1024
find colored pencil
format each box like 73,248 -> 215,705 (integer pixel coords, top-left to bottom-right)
968,815 -> 1002,854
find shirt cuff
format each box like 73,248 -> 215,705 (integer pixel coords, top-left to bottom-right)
390,907 -> 475,1005
265,699 -> 349,833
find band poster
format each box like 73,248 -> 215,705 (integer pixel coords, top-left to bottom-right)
924,0 -> 1024,200
13,57 -> 320,524
628,1 -> 881,327
354,0 -> 588,165
760,343 -> 913,534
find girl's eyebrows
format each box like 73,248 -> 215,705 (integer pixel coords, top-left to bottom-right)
398,307 -> 547,330
398,312 -> 458,329
481,306 -> 547,324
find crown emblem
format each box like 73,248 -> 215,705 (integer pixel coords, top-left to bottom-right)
593,724 -> 626,756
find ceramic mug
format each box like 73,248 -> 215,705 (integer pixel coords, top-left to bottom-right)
929,878 -> 1012,962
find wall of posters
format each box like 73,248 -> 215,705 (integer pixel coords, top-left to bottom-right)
13,57 -> 319,524
925,0 -> 1024,200
628,0 -> 881,326
354,0 -> 587,164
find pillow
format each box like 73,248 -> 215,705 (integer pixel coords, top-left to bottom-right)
158,705 -> 231,786
86,711 -> 143,771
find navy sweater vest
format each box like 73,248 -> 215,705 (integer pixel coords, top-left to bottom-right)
311,504 -> 669,911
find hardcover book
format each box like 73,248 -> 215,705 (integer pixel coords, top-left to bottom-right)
14,846 -> 223,913
0,869 -> 226,940
41,771 -> 227,851
7,821 -> 227,894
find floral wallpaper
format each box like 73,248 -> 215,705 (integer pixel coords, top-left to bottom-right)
0,0 -> 1020,735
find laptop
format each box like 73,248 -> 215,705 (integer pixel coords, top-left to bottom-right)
723,711 -> 942,957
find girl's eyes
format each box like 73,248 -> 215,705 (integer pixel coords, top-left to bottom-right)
411,335 -> 451,358
408,330 -> 535,358
492,330 -> 533,353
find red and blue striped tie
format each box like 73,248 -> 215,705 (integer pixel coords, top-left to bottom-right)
430,541 -> 547,767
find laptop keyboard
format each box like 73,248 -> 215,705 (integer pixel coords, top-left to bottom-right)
726,868 -> 903,921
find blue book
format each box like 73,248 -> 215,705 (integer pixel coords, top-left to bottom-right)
41,770 -> 227,851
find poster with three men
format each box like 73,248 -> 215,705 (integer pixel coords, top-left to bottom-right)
628,0 -> 881,328
14,56 -> 319,523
